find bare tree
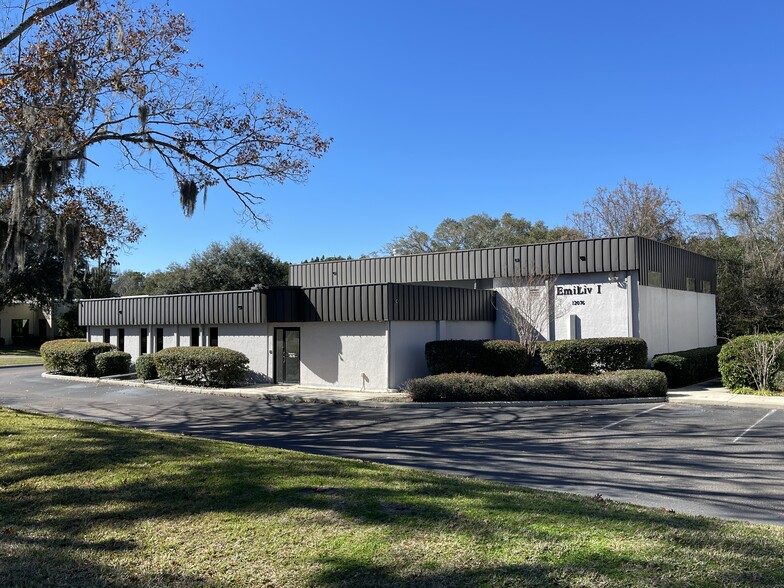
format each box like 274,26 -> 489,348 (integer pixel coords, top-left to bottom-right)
0,0 -> 331,285
570,179 -> 689,245
498,272 -> 567,355
737,333 -> 784,392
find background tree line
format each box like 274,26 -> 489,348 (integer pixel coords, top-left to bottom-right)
10,140 -> 784,345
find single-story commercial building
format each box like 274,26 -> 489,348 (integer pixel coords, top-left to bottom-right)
79,236 -> 717,391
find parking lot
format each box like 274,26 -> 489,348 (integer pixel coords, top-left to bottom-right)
1,366 -> 782,525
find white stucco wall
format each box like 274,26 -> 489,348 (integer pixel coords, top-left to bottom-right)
493,273 -> 630,342
552,273 -> 631,340
638,286 -> 717,357
215,324 -> 272,381
297,321 -> 389,391
388,321 -> 437,388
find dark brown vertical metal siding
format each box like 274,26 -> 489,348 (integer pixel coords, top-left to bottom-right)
78,290 -> 264,327
288,236 -> 714,293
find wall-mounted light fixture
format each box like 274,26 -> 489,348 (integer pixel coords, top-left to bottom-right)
579,255 -> 587,262
118,309 -> 123,315
237,304 -> 244,310
608,272 -> 620,282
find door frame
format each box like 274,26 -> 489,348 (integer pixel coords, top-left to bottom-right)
274,327 -> 301,384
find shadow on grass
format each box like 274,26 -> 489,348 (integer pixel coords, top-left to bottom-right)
1,408 -> 783,587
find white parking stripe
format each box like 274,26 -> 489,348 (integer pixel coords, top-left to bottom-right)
733,410 -> 777,443
601,403 -> 666,429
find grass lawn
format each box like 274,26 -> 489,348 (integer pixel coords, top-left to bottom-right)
1,409 -> 783,587
0,345 -> 42,357
0,356 -> 43,367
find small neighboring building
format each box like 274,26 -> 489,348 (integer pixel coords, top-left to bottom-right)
78,236 -> 717,391
0,302 -> 58,345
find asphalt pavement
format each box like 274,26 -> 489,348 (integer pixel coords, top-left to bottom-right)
1,366 -> 783,526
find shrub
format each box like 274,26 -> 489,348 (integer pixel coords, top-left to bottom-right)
538,337 -> 648,375
40,338 -> 115,376
154,346 -> 249,387
718,333 -> 784,390
95,351 -> 132,376
651,345 -> 722,388
425,339 -> 530,376
135,354 -> 158,381
407,369 -> 667,402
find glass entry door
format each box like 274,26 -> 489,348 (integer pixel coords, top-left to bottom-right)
274,328 -> 300,384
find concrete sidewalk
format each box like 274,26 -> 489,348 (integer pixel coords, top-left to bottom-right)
669,378 -> 784,408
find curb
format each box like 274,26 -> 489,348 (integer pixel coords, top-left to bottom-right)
41,372 -> 669,408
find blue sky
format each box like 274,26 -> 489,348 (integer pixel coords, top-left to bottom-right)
99,1 -> 784,272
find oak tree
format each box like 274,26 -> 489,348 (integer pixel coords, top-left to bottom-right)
0,0 -> 330,289
383,213 -> 582,255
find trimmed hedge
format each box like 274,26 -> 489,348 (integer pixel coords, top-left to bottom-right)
407,370 -> 667,402
651,345 -> 723,388
95,351 -> 132,377
718,333 -> 784,390
425,339 -> 531,376
154,346 -> 249,387
135,354 -> 158,381
538,337 -> 648,375
40,338 -> 115,376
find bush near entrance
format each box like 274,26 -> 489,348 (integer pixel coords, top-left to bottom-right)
154,347 -> 249,387
40,339 -> 114,376
651,345 -> 722,388
425,339 -> 530,376
95,351 -> 132,377
408,370 -> 667,402
134,354 -> 158,381
538,337 -> 648,375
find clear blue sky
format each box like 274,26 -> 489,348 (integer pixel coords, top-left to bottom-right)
100,1 -> 784,272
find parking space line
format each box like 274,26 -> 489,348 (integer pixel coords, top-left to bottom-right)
733,409 -> 777,443
601,403 -> 666,429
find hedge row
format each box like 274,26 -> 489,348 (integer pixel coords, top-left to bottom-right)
718,333 -> 784,390
40,339 -> 115,376
651,345 -> 722,388
537,337 -> 648,375
425,339 -> 530,376
153,347 -> 249,387
408,370 -> 667,402
426,337 -> 648,377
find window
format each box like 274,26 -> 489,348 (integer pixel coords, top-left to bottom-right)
103,328 -> 110,343
686,277 -> 696,292
118,328 -> 125,352
647,271 -> 662,287
209,327 -> 218,347
12,319 -> 29,343
702,280 -> 712,294
190,327 -> 200,347
140,328 -> 148,355
155,328 -> 164,352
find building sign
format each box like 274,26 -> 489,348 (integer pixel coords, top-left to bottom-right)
555,285 -> 602,296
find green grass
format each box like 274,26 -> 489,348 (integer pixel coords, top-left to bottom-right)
0,344 -> 42,357
1,408 -> 783,587
0,356 -> 43,366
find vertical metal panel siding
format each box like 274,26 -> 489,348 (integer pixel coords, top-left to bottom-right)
636,237 -> 717,292
78,290 -> 264,327
288,237 -> 713,293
